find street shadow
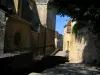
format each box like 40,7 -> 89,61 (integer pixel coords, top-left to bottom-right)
0,53 -> 68,75
32,56 -> 68,73
42,63 -> 100,75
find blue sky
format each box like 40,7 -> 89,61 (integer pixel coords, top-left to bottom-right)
56,15 -> 71,35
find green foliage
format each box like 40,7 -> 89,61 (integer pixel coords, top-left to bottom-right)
48,0 -> 100,34
48,0 -> 100,21
72,21 -> 86,36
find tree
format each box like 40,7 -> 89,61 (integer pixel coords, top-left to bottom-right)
49,0 -> 100,20
48,0 -> 100,33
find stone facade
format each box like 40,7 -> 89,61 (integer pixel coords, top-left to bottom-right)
55,31 -> 63,49
75,26 -> 100,64
0,0 -> 56,56
47,9 -> 56,30
35,0 -> 56,30
0,0 -> 56,31
63,26 -> 71,52
4,15 -> 34,52
0,9 -> 7,53
57,34 -> 63,49
55,31 -> 58,49
64,20 -> 100,64
36,4 -> 47,27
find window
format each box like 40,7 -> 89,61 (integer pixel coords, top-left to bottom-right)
67,25 -> 71,33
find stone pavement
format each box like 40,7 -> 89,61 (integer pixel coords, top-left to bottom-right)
29,63 -> 100,75
55,51 -> 66,57
0,50 -> 31,58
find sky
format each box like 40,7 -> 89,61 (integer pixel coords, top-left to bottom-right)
56,15 -> 71,35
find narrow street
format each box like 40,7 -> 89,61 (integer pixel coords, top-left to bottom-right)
1,0 -> 100,75
55,51 -> 66,57
30,63 -> 100,75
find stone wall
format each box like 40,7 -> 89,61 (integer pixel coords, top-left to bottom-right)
63,26 -> 71,52
76,26 -> 100,64
70,23 -> 100,64
71,27 -> 89,63
47,9 -> 56,30
36,2 -> 56,30
36,3 -> 47,26
0,9 -> 6,53
4,15 -> 34,52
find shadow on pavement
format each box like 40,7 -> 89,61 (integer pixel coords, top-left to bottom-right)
0,53 -> 68,75
32,56 -> 69,73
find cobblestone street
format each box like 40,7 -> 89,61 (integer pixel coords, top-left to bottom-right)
30,63 -> 100,75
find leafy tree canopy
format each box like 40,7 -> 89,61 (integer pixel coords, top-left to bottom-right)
48,0 -> 100,21
48,0 -> 100,33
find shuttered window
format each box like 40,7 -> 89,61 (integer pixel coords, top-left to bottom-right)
67,25 -> 71,33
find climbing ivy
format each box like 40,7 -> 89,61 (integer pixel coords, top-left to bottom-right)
48,1 -> 100,34
72,21 -> 87,37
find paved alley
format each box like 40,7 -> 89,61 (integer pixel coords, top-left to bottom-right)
29,63 -> 100,75
55,51 -> 66,57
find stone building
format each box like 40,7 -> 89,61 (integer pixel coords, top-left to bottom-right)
0,9 -> 6,53
0,8 -> 36,54
58,34 -> 63,49
63,20 -> 72,52
55,31 -> 63,50
63,19 -> 100,64
63,19 -> 81,63
0,0 -> 39,53
0,0 -> 56,56
0,0 -> 56,72
0,0 -> 41,31
35,0 -> 56,30
34,0 -> 56,55
55,31 -> 58,49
